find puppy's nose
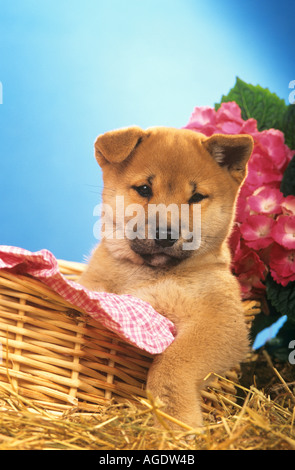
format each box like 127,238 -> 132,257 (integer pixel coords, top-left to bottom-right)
155,227 -> 178,247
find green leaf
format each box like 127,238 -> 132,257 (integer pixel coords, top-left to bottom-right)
265,274 -> 295,322
280,155 -> 295,196
216,77 -> 287,131
282,103 -> 295,150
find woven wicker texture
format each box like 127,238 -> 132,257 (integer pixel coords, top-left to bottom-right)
0,261 -> 260,414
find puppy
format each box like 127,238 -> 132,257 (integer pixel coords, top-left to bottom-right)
79,126 -> 254,428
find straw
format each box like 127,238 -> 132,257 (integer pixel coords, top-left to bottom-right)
0,359 -> 294,450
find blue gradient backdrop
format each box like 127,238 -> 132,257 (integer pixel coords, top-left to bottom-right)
0,0 -> 294,261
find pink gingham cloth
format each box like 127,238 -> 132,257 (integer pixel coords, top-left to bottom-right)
0,246 -> 175,354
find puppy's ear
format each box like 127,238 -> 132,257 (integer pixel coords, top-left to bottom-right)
94,126 -> 146,167
203,134 -> 254,184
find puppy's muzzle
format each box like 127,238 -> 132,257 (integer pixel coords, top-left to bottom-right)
129,222 -> 191,267
154,226 -> 178,248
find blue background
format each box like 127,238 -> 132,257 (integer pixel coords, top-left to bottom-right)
0,0 -> 294,262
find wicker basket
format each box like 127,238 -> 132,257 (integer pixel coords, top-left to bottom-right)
0,261 -> 260,414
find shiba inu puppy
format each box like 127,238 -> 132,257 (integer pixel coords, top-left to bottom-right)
79,126 -> 254,428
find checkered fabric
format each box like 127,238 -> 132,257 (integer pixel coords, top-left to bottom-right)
0,246 -> 175,354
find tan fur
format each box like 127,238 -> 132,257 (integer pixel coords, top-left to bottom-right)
79,126 -> 254,428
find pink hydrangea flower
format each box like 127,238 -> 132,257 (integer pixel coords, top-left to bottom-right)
229,224 -> 242,260
245,150 -> 283,188
269,243 -> 295,286
215,102 -> 244,134
247,187 -> 284,215
271,215 -> 295,249
254,128 -> 293,171
240,215 -> 275,250
235,188 -> 252,223
230,238 -> 266,299
216,102 -> 258,135
235,247 -> 266,279
185,106 -> 217,136
237,272 -> 267,298
281,195 -> 295,216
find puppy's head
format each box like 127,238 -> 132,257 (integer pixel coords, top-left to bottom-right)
94,126 -> 253,267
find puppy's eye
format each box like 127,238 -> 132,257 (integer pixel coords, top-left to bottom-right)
189,193 -> 208,204
132,185 -> 152,198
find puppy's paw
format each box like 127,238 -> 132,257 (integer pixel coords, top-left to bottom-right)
146,390 -> 203,431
